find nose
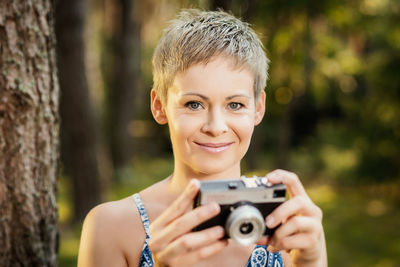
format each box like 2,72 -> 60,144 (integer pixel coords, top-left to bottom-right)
201,108 -> 228,136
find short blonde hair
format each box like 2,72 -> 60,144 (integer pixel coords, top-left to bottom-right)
152,9 -> 269,103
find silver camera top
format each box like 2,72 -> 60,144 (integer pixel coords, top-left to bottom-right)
194,176 -> 287,246
196,176 -> 286,206
240,175 -> 272,188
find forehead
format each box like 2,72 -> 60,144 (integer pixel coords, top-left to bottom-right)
169,56 -> 255,97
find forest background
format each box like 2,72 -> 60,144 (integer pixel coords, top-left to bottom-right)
54,0 -> 400,266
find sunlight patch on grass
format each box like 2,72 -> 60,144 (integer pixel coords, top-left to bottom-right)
58,176 -> 73,223
374,258 -> 398,267
58,201 -> 72,224
366,199 -> 387,217
58,228 -> 80,267
320,145 -> 358,174
307,184 -> 337,205
59,237 -> 79,259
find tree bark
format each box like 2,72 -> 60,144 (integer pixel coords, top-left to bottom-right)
0,0 -> 59,265
55,0 -> 102,222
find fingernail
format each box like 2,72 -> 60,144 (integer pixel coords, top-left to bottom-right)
208,202 -> 220,212
191,179 -> 200,189
266,216 -> 275,228
268,245 -> 278,253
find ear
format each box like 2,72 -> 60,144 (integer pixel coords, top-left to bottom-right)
151,89 -> 168,125
254,91 -> 266,126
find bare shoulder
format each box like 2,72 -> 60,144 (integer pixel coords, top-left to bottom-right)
78,196 -> 146,267
137,178 -> 172,222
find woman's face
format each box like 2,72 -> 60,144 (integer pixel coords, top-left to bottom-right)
154,56 -> 265,177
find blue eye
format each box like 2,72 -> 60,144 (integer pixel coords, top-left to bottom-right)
185,101 -> 203,110
228,102 -> 243,110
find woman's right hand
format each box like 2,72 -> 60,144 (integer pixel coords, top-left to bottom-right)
148,179 -> 228,267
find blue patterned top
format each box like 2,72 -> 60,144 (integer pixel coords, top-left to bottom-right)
133,193 -> 283,267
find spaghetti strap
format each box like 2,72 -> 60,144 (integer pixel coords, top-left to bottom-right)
133,193 -> 154,266
133,193 -> 151,239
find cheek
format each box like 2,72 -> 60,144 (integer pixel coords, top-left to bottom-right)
169,113 -> 201,139
231,115 -> 255,140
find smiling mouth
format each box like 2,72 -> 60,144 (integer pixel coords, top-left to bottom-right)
194,142 -> 234,153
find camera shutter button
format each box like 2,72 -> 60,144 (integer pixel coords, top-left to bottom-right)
228,182 -> 238,189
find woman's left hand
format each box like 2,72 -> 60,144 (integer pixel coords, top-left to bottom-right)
261,169 -> 327,267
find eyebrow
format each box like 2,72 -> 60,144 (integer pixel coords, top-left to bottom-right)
182,93 -> 251,100
226,94 -> 251,100
182,93 -> 209,100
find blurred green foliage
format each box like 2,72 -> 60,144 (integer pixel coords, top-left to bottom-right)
234,0 -> 400,182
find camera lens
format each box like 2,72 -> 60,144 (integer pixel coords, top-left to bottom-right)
239,222 -> 254,234
225,205 -> 265,246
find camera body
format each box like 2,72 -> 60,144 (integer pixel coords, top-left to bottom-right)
193,176 -> 286,246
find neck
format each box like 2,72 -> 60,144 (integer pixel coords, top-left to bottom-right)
167,160 -> 241,195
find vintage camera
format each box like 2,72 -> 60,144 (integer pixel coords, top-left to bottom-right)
193,176 -> 286,246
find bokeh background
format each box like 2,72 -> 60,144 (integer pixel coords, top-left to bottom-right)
56,0 -> 400,266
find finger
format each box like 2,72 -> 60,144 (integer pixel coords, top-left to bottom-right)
266,196 -> 318,229
256,236 -> 269,246
267,245 -> 279,253
150,202 -> 221,251
266,169 -> 307,198
157,226 -> 225,262
269,232 -> 320,252
169,240 -> 228,266
271,216 -> 320,245
151,179 -> 200,230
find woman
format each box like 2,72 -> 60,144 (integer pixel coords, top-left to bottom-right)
78,9 -> 327,267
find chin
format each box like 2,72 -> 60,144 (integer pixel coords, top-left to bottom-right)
191,160 -> 238,177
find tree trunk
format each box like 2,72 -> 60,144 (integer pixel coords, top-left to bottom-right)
0,0 -> 59,265
106,0 -> 141,176
55,0 -> 102,222
239,0 -> 260,170
276,105 -> 292,169
276,5 -> 314,169
211,0 -> 232,11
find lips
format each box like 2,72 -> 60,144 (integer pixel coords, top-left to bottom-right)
194,141 -> 234,153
